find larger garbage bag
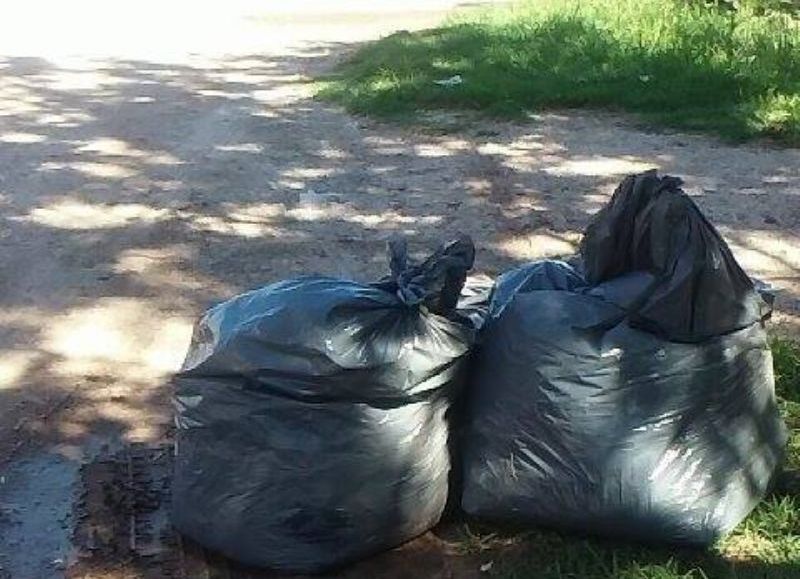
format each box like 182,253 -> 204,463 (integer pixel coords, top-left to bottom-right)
173,236 -> 476,572
461,173 -> 787,545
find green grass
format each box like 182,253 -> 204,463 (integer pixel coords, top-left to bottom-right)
317,0 -> 800,143
773,336 -> 800,471
448,337 -> 800,579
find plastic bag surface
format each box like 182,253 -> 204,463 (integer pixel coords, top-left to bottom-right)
173,237 -> 477,572
461,174 -> 787,544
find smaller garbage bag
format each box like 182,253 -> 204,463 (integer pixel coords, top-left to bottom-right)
461,173 -> 787,545
172,236 -> 477,573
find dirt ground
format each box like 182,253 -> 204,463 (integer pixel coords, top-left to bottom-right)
0,1 -> 798,577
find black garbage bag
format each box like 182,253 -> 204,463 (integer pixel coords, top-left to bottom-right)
461,173 -> 787,545
172,236 -> 477,573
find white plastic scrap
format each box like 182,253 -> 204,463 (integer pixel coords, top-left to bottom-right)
434,75 -> 463,87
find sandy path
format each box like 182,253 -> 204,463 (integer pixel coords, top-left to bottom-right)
0,1 -> 798,577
